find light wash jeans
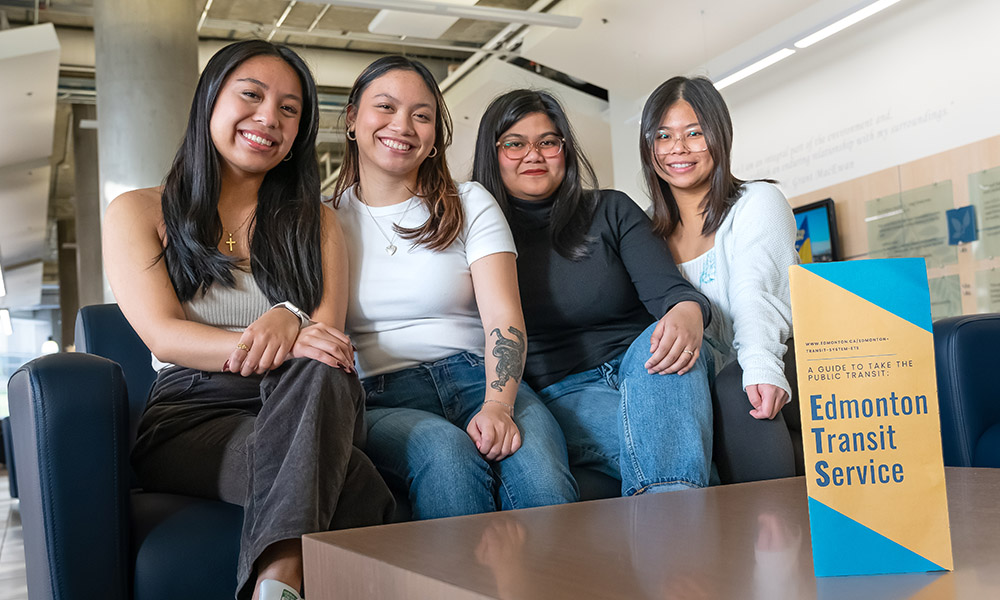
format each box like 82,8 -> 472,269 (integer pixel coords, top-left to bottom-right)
362,352 -> 579,520
536,323 -> 713,496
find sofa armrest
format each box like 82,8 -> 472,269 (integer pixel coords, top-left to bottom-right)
934,313 -> 1000,467
8,353 -> 131,600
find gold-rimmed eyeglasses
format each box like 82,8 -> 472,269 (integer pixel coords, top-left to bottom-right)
651,128 -> 709,154
496,135 -> 565,160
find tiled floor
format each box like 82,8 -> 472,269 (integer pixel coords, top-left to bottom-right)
0,471 -> 26,600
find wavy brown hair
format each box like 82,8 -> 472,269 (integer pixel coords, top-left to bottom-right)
332,56 -> 461,251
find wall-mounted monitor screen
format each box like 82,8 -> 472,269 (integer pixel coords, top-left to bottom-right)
793,198 -> 841,263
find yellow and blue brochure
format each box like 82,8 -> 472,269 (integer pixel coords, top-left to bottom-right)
789,258 -> 953,577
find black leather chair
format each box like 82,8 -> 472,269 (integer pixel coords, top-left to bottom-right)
934,313 -> 1000,468
8,304 -> 242,600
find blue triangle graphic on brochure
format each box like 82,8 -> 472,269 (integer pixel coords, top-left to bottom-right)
808,497 -> 945,576
800,258 -> 932,333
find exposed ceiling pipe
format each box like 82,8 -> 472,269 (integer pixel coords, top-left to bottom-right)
197,0 -> 214,32
51,27 -> 456,89
266,1 -> 297,42
439,0 -> 558,93
296,0 -> 581,29
204,17 -> 495,55
307,4 -> 330,31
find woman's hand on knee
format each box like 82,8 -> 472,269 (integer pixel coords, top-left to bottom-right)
646,301 -> 704,375
290,323 -> 355,373
466,403 -> 522,461
746,383 -> 787,420
227,308 -> 301,376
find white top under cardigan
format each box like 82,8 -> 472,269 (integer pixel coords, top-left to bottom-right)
329,181 -> 517,379
676,181 -> 797,398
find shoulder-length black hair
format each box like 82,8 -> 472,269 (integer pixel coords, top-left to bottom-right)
472,89 -> 598,261
160,39 -> 323,313
639,76 -> 747,239
332,55 -> 462,251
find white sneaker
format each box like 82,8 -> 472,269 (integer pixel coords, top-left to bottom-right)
259,578 -> 303,600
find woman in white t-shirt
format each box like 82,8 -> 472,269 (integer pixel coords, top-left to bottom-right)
329,56 -> 578,519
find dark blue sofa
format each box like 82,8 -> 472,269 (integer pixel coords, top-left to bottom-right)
933,313 -> 1000,467
8,304 -> 242,600
10,304 -> 1000,599
7,304 -> 620,599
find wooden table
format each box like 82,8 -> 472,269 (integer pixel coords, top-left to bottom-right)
303,468 -> 1000,599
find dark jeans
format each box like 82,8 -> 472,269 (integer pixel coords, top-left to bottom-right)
710,340 -> 803,483
132,358 -> 394,599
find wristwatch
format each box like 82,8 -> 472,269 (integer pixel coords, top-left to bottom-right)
272,301 -> 312,327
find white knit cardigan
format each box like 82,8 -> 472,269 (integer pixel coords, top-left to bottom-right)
681,181 -> 798,397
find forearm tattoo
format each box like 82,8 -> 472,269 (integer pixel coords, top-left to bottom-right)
489,326 -> 525,392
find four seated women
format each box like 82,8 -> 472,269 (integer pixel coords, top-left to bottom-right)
105,41 -> 798,598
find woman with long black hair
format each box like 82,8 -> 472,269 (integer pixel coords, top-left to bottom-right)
472,89 -> 714,496
103,40 -> 392,600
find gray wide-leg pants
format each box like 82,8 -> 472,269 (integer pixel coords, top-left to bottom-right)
132,357 -> 394,599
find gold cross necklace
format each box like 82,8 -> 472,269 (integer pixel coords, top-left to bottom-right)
222,208 -> 256,253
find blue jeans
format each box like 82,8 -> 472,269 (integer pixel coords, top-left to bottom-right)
362,352 -> 579,520
536,323 -> 713,496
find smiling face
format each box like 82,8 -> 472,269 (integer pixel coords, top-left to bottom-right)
497,112 -> 566,202
652,100 -> 715,200
347,69 -> 438,186
209,55 -> 303,181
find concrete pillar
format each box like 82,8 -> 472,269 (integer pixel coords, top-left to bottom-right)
93,0 -> 199,302
56,219 -> 77,348
72,104 -> 104,312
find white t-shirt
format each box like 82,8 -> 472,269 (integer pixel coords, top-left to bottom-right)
330,181 -> 517,378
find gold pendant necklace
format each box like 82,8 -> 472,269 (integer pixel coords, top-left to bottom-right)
222,208 -> 256,253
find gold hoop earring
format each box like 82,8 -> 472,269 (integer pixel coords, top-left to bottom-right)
283,150 -> 293,162
346,129 -> 357,141
428,146 -> 438,158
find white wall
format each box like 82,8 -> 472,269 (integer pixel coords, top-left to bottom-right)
491,0 -> 1000,205
724,0 -> 1000,198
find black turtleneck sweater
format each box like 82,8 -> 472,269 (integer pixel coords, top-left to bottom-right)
509,189 -> 711,390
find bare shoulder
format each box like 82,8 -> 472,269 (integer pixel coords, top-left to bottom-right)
105,186 -> 165,233
321,201 -> 345,238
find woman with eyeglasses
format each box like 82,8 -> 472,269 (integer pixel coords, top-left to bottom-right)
330,58 -> 577,519
472,89 -> 714,496
639,76 -> 799,483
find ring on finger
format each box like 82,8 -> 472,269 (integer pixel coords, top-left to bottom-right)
682,349 -> 695,356
236,343 -> 250,352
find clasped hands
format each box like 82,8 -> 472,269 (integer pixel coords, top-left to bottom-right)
225,307 -> 355,376
467,400 -> 521,462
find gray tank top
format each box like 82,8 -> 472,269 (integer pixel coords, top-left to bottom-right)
151,268 -> 272,370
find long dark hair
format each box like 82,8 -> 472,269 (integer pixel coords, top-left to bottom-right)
160,40 -> 323,312
332,55 -> 462,251
472,89 -> 598,260
639,76 -> 748,239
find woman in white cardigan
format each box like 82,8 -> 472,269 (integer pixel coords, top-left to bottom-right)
638,75 -> 800,483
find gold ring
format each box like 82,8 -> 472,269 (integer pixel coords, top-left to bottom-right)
682,349 -> 694,356
236,343 -> 250,352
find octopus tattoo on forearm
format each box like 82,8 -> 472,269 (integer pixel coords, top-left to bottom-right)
490,326 -> 525,392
